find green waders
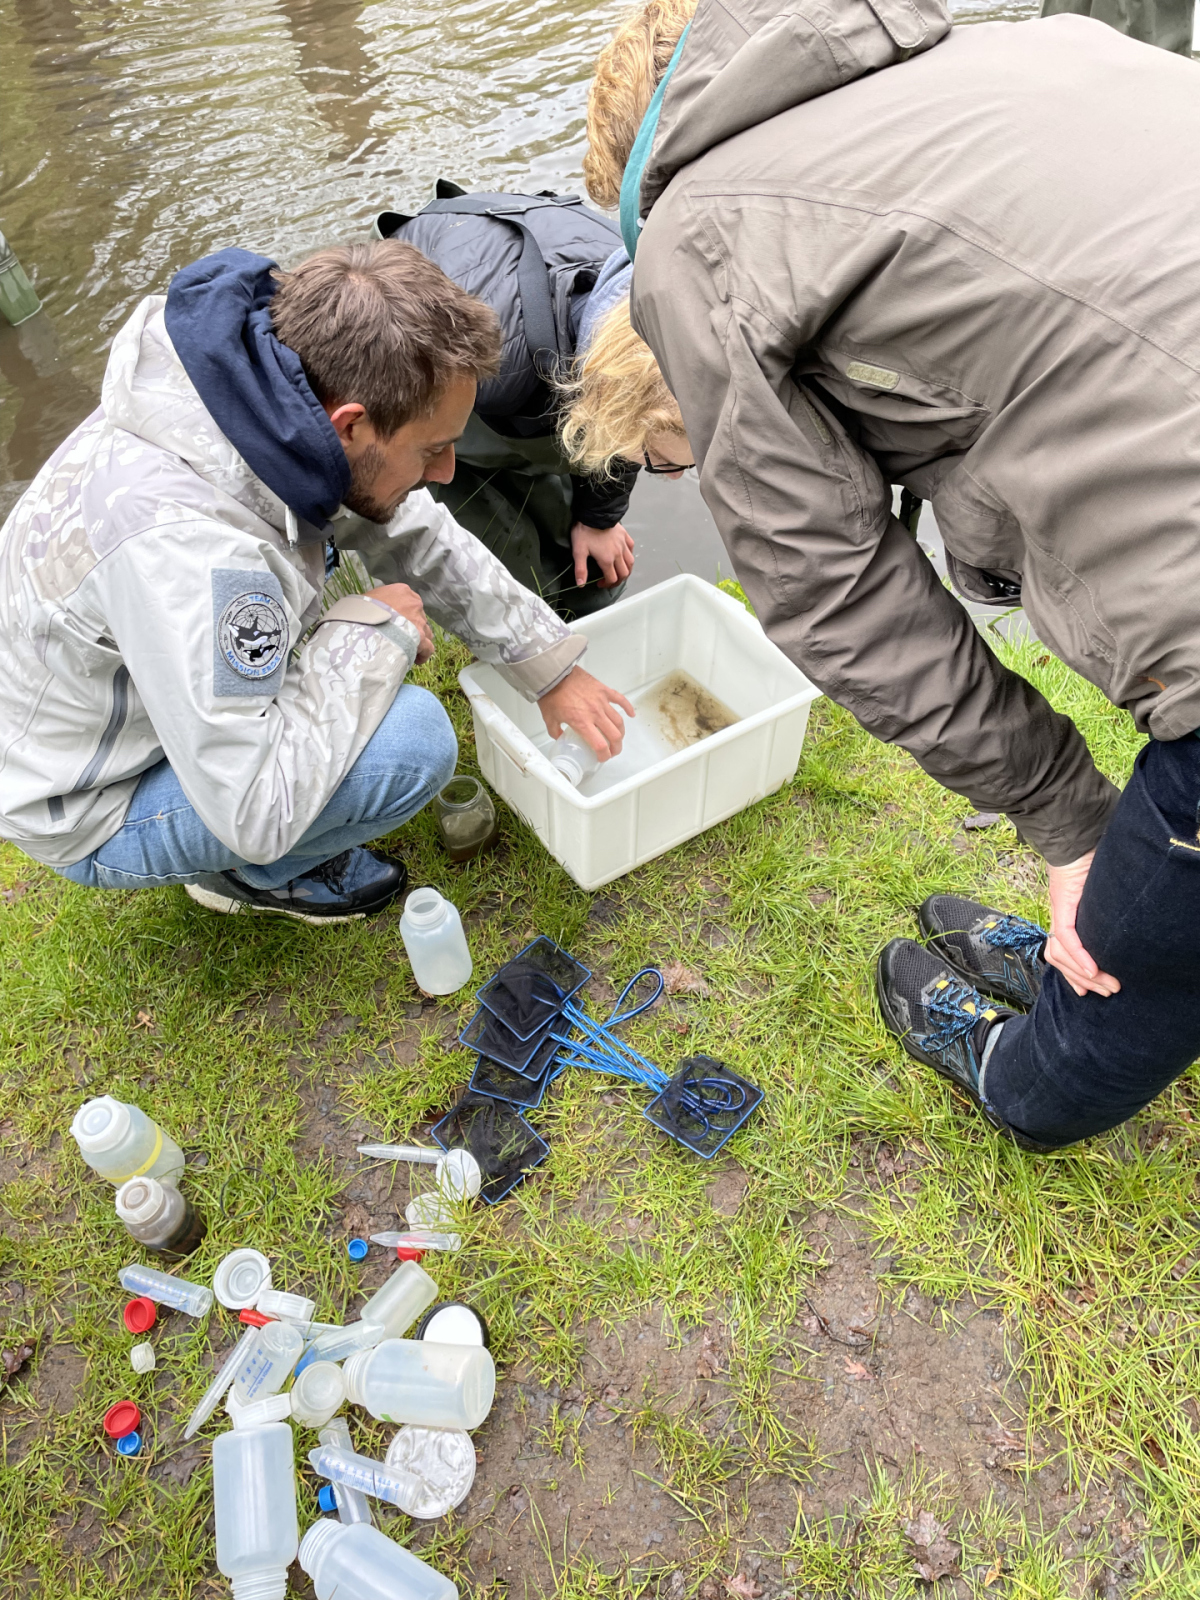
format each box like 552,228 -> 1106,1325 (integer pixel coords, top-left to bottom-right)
430,413 -> 627,622
1041,0 -> 1194,54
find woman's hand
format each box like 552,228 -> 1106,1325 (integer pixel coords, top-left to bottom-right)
570,521 -> 635,588
538,666 -> 635,758
1044,851 -> 1121,997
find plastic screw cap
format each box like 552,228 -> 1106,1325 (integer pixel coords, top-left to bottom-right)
347,1238 -> 368,1262
396,1246 -> 426,1262
116,1430 -> 143,1457
213,1248 -> 272,1310
317,1484 -> 338,1513
238,1308 -> 274,1327
103,1401 -> 141,1439
123,1297 -> 157,1334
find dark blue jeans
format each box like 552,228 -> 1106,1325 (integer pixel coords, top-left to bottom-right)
984,734 -> 1200,1147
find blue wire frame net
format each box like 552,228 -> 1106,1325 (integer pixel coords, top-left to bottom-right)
643,1054 -> 764,1159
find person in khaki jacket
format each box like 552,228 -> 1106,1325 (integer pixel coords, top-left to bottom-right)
585,0 -> 1200,1151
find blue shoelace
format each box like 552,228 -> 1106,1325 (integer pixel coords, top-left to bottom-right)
920,975 -> 987,1076
979,914 -> 1046,967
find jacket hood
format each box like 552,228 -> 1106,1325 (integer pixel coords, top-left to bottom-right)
637,0 -> 951,221
162,248 -> 349,531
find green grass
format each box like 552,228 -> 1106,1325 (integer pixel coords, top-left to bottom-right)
2,609 -> 1198,1596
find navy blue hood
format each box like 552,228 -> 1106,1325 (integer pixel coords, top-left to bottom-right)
164,248 -> 350,532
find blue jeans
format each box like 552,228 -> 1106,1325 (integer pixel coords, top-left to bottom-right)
58,684 -> 457,892
984,733 -> 1200,1147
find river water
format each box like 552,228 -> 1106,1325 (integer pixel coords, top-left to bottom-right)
0,0 -> 1037,587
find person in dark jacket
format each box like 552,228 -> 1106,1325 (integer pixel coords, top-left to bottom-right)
378,187 -> 638,620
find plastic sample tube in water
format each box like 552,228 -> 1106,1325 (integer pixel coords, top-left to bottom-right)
299,1516 -> 459,1600
318,1419 -> 372,1526
183,1326 -> 259,1440
214,1421 -> 298,1600
119,1263 -> 213,1319
231,1321 -> 304,1406
307,1444 -> 425,1512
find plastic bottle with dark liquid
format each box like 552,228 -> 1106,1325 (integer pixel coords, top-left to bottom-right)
115,1175 -> 206,1258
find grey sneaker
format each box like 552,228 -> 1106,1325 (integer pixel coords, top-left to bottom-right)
185,848 -> 407,924
917,894 -> 1046,1009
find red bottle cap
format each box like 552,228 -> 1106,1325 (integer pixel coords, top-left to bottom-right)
122,1297 -> 157,1335
396,1246 -> 426,1262
103,1400 -> 141,1439
238,1308 -> 273,1327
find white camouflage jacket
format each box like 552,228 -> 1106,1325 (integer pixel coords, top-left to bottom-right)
0,297 -> 585,869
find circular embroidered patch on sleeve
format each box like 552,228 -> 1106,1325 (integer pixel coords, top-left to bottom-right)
217,592 -> 289,680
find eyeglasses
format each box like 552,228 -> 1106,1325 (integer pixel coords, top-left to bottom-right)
643,449 -> 695,476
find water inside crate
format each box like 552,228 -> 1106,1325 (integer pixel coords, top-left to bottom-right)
565,670 -> 740,796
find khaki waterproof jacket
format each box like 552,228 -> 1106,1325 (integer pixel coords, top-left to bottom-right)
630,2 -> 1200,862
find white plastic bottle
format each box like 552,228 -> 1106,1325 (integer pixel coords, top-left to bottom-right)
358,1262 -> 438,1341
399,889 -> 472,995
290,1361 -> 346,1428
299,1517 -> 458,1600
549,727 -> 600,788
71,1096 -> 185,1185
343,1338 -> 495,1430
231,1321 -> 304,1406
213,1420 -> 299,1600
115,1176 -> 205,1257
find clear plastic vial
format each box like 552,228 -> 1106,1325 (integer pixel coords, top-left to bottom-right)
231,1321 -> 304,1406
295,1319 -> 383,1374
399,889 -> 473,995
115,1176 -> 205,1257
358,1262 -> 438,1341
549,728 -> 600,788
299,1517 -> 458,1600
307,1444 -> 425,1512
71,1096 -> 186,1185
213,1420 -> 298,1600
343,1338 -> 495,1430
318,1419 -> 372,1526
118,1263 -> 213,1318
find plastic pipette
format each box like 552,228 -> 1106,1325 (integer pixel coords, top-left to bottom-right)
182,1326 -> 258,1440
357,1144 -> 481,1200
370,1230 -> 461,1253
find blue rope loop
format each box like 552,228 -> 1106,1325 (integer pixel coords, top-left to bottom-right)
979,914 -> 1046,966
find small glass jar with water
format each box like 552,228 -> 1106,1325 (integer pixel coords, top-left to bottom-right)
433,776 -> 498,862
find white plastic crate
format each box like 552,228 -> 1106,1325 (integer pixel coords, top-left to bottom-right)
458,574 -> 820,891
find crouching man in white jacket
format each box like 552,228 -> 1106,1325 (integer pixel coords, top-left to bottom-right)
0,242 -> 632,921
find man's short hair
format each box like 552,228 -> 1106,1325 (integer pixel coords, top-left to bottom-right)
270,240 -> 501,436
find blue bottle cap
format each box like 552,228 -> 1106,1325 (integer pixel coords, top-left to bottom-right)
347,1238 -> 368,1262
317,1484 -> 338,1512
117,1430 -> 142,1457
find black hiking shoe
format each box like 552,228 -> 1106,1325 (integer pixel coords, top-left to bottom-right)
184,848 -> 407,924
917,894 -> 1046,1010
875,938 -> 1057,1153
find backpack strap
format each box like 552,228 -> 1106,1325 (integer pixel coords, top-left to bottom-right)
407,190 -> 620,381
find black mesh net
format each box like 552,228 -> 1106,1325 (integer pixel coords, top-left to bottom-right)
643,1055 -> 764,1159
470,1049 -> 563,1111
432,1092 -> 550,1202
477,938 -> 589,1038
460,1007 -> 560,1074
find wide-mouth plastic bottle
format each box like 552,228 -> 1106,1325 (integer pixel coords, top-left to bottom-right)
289,1361 -> 345,1428
213,1420 -> 298,1600
358,1261 -> 438,1340
71,1096 -> 185,1185
343,1338 -> 495,1430
398,889 -> 473,995
115,1176 -> 205,1257
231,1321 -> 304,1406
298,1517 -> 458,1600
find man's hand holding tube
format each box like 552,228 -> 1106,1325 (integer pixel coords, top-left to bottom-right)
538,666 -> 635,758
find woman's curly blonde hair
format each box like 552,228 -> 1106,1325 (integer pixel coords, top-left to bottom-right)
583,0 -> 698,209
558,299 -> 686,478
